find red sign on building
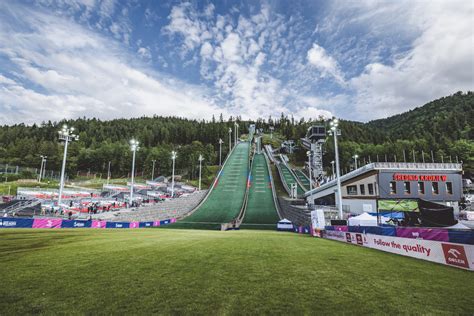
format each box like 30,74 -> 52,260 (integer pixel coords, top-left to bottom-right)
393,174 -> 447,182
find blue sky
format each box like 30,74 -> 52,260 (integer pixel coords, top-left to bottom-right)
0,0 -> 472,125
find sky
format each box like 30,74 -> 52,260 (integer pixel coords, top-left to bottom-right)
0,0 -> 472,125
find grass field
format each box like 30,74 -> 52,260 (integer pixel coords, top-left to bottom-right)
1,229 -> 473,315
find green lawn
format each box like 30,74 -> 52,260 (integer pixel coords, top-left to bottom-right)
0,229 -> 473,315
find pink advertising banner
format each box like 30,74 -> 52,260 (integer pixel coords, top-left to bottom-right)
91,220 -> 106,228
32,218 -> 62,228
396,228 -> 449,242
129,222 -> 139,229
153,221 -> 161,227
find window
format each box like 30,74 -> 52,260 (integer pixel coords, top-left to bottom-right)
432,182 -> 439,194
368,183 -> 374,195
404,182 -> 411,194
347,185 -> 357,195
446,182 -> 453,194
418,182 -> 425,194
389,181 -> 397,194
360,184 -> 365,195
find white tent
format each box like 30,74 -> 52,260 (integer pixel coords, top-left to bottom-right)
348,212 -> 390,226
277,218 -> 293,231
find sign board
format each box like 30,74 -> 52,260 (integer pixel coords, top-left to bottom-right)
325,231 -> 474,271
311,209 -> 326,230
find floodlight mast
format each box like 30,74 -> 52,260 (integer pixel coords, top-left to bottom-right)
234,122 -> 239,148
171,151 -> 177,197
307,151 -> 313,192
38,155 -> 47,182
58,125 -> 78,208
328,118 -> 343,220
129,139 -> 140,205
151,159 -> 156,181
353,154 -> 359,169
198,154 -> 204,191
228,128 -> 232,154
218,138 -> 224,166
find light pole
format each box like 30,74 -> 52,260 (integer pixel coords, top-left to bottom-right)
269,126 -> 274,139
151,159 -> 156,181
42,156 -> 47,180
328,118 -> 343,220
129,139 -> 139,206
38,155 -> 47,182
331,160 -> 335,178
198,154 -> 204,191
218,138 -> 223,166
353,154 -> 359,170
58,125 -> 78,208
228,127 -> 232,153
307,151 -> 312,192
234,122 -> 239,147
107,161 -> 111,185
171,151 -> 177,197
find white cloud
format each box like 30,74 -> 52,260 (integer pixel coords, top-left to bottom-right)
348,1 -> 474,120
200,42 -> 213,59
307,43 -> 344,83
0,3 -> 226,125
137,47 -> 151,60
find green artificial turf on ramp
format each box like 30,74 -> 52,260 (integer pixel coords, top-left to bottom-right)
168,142 -> 250,229
1,229 -> 473,315
241,153 -> 280,230
279,163 -> 305,196
294,169 -> 310,191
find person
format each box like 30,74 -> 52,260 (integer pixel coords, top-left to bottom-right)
68,211 -> 72,220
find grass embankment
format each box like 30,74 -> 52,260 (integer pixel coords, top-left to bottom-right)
0,229 -> 473,315
0,180 -> 59,196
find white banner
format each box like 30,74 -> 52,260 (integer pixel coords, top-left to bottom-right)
324,231 -> 474,271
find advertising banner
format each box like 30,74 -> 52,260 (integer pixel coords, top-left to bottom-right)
105,222 -> 130,229
139,221 -> 154,228
91,220 -> 106,228
61,220 -> 92,228
324,230 -> 346,242
0,218 -> 34,228
396,228 -> 449,242
325,230 -> 474,271
129,222 -> 140,229
153,220 -> 161,227
32,218 -> 62,228
366,234 -> 473,270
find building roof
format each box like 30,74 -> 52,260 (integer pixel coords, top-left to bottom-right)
304,162 -> 462,198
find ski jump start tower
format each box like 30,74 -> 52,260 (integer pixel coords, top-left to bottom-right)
301,125 -> 326,185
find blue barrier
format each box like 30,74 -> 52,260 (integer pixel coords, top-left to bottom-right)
0,218 -> 34,228
61,220 -> 92,228
106,222 -> 130,229
0,217 -> 176,230
448,230 -> 474,245
139,221 -> 154,228
348,226 -> 396,236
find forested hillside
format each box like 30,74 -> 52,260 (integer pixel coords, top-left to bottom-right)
0,92 -> 472,178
